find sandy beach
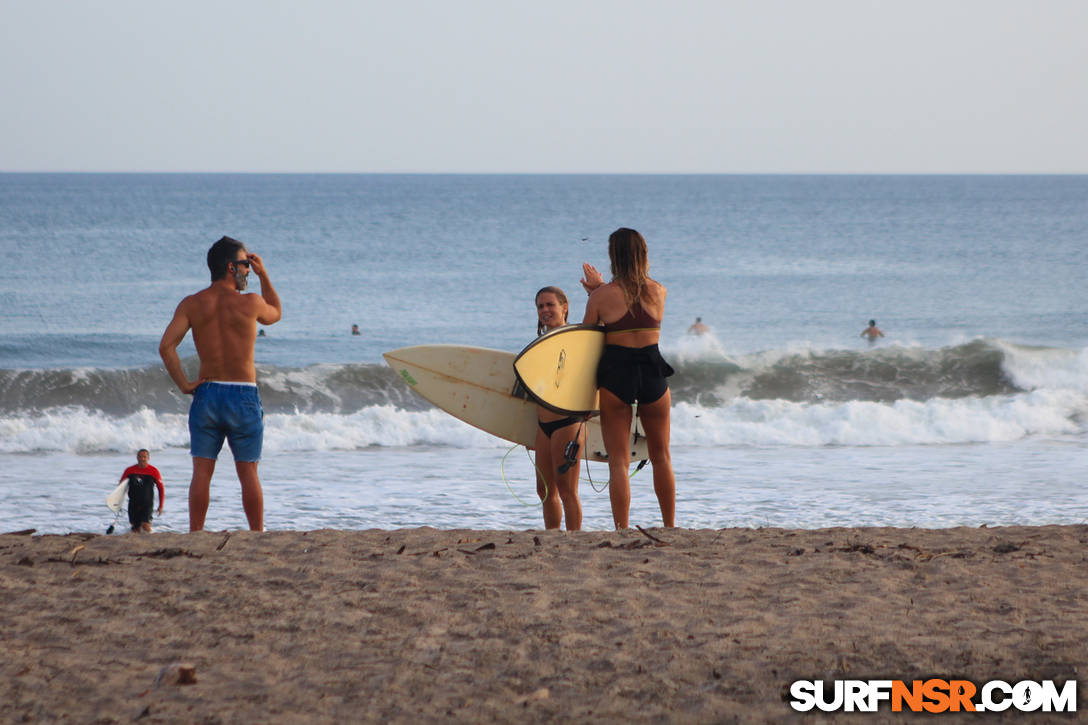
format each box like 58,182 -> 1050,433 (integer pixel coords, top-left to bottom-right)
2,525 -> 1085,723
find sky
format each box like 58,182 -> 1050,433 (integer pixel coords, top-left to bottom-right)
1,0 -> 1086,174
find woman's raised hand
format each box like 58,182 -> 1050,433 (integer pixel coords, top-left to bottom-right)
581,263 -> 604,294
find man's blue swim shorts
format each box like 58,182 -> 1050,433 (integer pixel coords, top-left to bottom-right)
189,382 -> 264,462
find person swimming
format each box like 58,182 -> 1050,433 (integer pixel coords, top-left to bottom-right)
687,317 -> 709,336
861,319 -> 885,342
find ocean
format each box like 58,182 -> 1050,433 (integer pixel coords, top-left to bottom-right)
2,173 -> 1086,533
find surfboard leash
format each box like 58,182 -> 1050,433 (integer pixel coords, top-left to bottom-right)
558,417 -> 613,493
106,506 -> 123,535
556,417 -> 588,475
499,426 -> 649,506
105,497 -> 135,534
500,443 -> 549,508
584,458 -> 647,493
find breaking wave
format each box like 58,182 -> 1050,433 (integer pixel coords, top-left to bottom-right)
2,340 -> 1085,453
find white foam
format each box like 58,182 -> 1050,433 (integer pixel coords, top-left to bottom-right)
670,390 -> 1086,447
0,407 -> 190,454
263,406 -> 500,451
0,405 -> 505,454
661,331 -> 736,364
3,386 -> 1085,455
997,342 -> 1088,394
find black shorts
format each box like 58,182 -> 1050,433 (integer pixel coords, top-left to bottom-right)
597,344 -> 675,406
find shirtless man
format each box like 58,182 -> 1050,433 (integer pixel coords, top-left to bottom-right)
159,236 -> 282,531
861,319 -> 885,343
687,317 -> 709,336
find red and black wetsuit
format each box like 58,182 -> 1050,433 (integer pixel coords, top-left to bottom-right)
120,465 -> 164,531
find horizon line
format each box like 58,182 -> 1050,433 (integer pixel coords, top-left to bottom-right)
2,170 -> 1087,176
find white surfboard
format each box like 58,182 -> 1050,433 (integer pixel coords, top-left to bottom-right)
106,480 -> 128,513
383,344 -> 648,462
513,324 -> 604,415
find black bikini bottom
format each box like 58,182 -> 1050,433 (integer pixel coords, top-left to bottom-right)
538,415 -> 580,438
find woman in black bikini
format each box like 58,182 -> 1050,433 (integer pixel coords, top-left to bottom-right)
581,228 -> 676,529
533,286 -> 584,530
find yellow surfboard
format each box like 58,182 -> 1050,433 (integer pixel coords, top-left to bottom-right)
383,343 -> 648,462
513,324 -> 604,415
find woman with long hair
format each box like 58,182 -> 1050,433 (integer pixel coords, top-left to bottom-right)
532,286 -> 584,530
581,228 -> 675,528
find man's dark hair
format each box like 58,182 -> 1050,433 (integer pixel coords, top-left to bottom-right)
207,236 -> 245,281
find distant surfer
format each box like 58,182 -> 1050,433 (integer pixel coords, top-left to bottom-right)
581,228 -> 676,529
861,319 -> 885,343
159,236 -> 282,532
687,317 -> 709,336
351,324 -> 361,336
117,448 -> 164,533
532,286 -> 584,531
